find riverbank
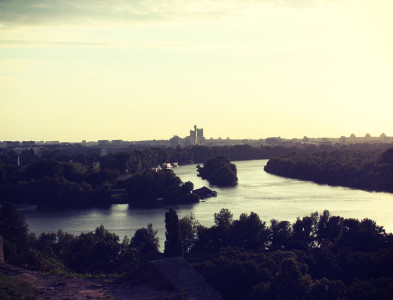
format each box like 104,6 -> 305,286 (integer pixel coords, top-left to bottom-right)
264,147 -> 393,194
19,160 -> 393,244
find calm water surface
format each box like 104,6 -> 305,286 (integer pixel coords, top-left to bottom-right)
23,160 -> 393,246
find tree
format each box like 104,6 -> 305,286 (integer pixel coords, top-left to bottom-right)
0,202 -> 29,257
125,170 -> 197,205
381,147 -> 393,165
231,212 -> 269,250
269,219 -> 292,251
164,208 -> 182,257
270,258 -> 312,299
69,225 -> 121,274
310,278 -> 344,300
179,214 -> 199,254
317,210 -> 330,243
130,223 -> 159,255
214,208 -> 233,229
24,159 -> 63,180
213,208 -> 234,248
292,212 -> 319,249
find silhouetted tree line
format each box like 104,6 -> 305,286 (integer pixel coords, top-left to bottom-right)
2,202 -> 393,299
99,144 -> 296,172
2,143 -> 392,208
0,202 -> 193,274
265,145 -> 393,193
197,156 -> 238,187
0,145 -> 293,208
190,208 -> 393,300
0,158 -> 116,208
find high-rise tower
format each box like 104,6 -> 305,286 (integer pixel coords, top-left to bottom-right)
185,125 -> 204,146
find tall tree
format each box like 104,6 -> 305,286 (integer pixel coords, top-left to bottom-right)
0,202 -> 29,257
164,208 -> 182,257
130,223 -> 159,255
179,214 -> 199,254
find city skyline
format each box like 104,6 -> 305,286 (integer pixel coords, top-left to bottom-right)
1,131 -> 391,145
1,0 -> 393,142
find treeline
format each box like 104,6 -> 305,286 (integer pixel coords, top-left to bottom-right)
265,146 -> 393,193
2,202 -> 393,299
193,209 -> 393,299
0,144 -> 294,208
0,144 -> 294,169
99,144 -> 295,172
0,202 -> 194,274
2,143 -> 393,208
0,159 -> 116,208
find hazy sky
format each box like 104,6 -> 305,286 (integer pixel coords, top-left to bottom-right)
1,0 -> 392,141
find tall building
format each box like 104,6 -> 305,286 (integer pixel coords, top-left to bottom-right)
190,126 -> 197,144
190,125 -> 204,145
177,125 -> 205,147
197,128 -> 204,138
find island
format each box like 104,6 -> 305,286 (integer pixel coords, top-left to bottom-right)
125,169 -> 199,206
196,156 -> 238,187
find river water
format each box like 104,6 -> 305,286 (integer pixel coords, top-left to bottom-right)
22,159 -> 393,247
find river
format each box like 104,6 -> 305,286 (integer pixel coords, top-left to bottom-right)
22,159 -> 393,247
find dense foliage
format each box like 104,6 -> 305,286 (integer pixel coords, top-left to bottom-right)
0,144 -> 293,208
125,170 -> 198,206
192,209 -> 393,300
265,146 -> 393,193
0,158 -> 115,208
197,156 -> 238,187
164,208 -> 182,257
0,202 -> 155,274
2,202 -> 393,299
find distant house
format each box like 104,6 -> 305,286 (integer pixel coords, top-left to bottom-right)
193,186 -> 217,199
129,257 -> 223,300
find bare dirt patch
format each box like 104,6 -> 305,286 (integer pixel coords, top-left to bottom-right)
0,263 -> 179,300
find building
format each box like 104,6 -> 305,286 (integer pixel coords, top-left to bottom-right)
265,137 -> 282,146
5,141 -> 21,148
339,136 -> 347,144
193,186 -> 217,199
21,141 -> 36,147
111,140 -> 123,146
188,125 -> 205,145
98,140 -> 110,146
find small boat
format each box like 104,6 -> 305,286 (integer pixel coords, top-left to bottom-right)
161,163 -> 173,169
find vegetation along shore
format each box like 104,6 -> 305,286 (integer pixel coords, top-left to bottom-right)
2,202 -> 393,299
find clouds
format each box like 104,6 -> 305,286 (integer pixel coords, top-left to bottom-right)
0,0 -> 152,27
0,0 -> 236,27
2,0 -> 393,141
0,0 -> 340,28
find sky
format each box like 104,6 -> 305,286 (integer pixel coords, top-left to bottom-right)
1,0 -> 393,142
